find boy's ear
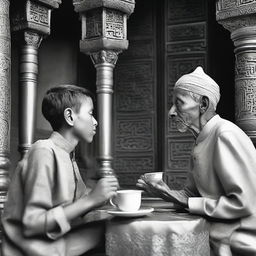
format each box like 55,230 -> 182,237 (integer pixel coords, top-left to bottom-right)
64,108 -> 74,126
199,96 -> 209,114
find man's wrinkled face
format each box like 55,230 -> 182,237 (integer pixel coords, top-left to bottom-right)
168,89 -> 200,133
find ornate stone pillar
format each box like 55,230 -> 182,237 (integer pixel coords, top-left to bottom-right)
0,0 -> 11,243
11,0 -> 61,158
73,0 -> 135,177
216,0 -> 256,143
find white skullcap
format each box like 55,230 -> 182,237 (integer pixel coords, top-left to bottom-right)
174,66 -> 220,108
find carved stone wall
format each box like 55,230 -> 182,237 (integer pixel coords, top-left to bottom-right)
113,0 -> 156,187
164,0 -> 208,189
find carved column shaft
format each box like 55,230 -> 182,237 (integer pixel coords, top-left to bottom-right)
216,0 -> 256,143
18,32 -> 42,157
11,0 -> 61,157
74,0 -> 135,177
0,0 -> 11,243
231,27 -> 256,141
91,50 -> 119,176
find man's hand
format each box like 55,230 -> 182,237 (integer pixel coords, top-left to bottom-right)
137,175 -> 188,208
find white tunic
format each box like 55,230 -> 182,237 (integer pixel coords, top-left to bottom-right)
185,115 -> 256,256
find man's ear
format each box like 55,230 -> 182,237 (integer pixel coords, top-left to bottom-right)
64,108 -> 74,126
199,96 -> 209,114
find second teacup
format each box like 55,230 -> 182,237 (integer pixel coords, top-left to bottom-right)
110,190 -> 142,212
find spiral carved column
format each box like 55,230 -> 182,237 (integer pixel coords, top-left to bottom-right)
0,0 -> 11,243
73,0 -> 135,177
216,0 -> 256,143
11,0 -> 61,157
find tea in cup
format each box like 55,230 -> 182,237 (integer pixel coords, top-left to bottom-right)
110,190 -> 142,212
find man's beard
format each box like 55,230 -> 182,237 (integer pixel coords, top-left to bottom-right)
176,119 -> 189,132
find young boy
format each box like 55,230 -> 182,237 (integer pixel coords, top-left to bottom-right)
2,84 -> 119,256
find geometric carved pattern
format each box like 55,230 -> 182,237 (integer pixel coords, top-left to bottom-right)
116,82 -> 153,112
235,52 -> 256,79
86,9 -> 103,38
115,61 -> 153,83
167,22 -> 206,42
235,79 -> 256,119
29,1 -> 49,26
167,56 -> 206,85
167,138 -> 194,171
167,0 -> 206,24
116,118 -> 153,152
105,9 -> 124,40
114,156 -> 154,173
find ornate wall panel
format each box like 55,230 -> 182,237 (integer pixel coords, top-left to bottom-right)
167,0 -> 206,24
113,0 -> 156,187
164,0 -> 208,188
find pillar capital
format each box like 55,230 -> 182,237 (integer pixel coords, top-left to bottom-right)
11,0 -> 62,36
216,0 -> 256,32
216,0 -> 256,143
73,0 -> 135,54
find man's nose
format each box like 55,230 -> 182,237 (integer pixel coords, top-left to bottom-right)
168,105 -> 177,118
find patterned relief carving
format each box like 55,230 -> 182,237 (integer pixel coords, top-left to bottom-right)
116,118 -> 153,152
167,56 -> 206,85
234,47 -> 256,120
167,0 -> 206,24
167,138 -> 194,171
115,61 -> 153,83
24,31 -> 43,48
117,172 -> 142,187
86,9 -> 103,38
235,52 -> 256,79
28,1 -> 49,26
167,22 -> 206,42
116,82 -> 153,112
219,16 -> 256,32
0,16 -> 10,39
0,0 -> 10,153
91,50 -> 119,65
235,80 -> 256,119
217,0 -> 256,21
114,156 -> 154,173
105,10 -> 124,40
167,41 -> 206,55
121,40 -> 154,59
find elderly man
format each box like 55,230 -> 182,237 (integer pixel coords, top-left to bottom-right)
137,67 -> 256,256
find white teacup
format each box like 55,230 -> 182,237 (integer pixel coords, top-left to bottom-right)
144,172 -> 163,183
110,190 -> 142,212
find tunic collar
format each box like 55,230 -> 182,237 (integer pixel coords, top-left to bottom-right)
196,114 -> 221,144
50,131 -> 75,154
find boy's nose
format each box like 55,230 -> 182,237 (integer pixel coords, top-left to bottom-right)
168,105 -> 177,118
93,117 -> 98,127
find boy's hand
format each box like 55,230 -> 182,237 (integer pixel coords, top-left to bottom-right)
88,176 -> 119,207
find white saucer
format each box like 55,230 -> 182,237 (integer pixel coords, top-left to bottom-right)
107,207 -> 154,217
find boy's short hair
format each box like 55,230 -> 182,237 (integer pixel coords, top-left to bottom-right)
42,84 -> 95,131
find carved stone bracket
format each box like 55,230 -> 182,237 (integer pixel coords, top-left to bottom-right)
216,0 -> 256,143
91,50 -> 120,66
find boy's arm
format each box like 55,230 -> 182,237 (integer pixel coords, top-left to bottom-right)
22,147 -> 118,239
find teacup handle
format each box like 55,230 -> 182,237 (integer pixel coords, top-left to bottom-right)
110,196 -> 118,208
